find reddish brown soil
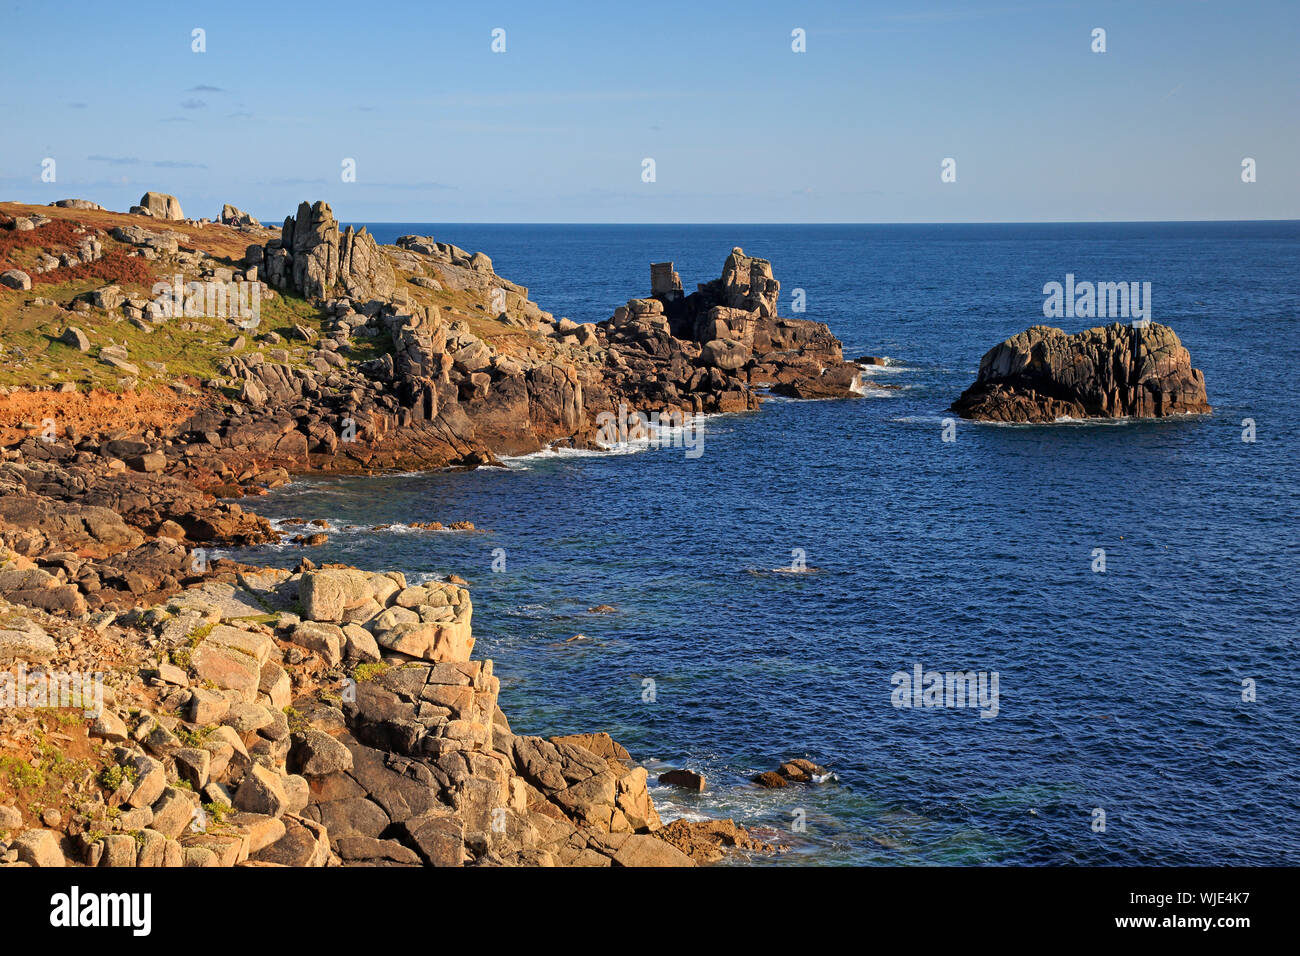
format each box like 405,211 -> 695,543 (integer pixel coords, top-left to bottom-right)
0,387 -> 201,446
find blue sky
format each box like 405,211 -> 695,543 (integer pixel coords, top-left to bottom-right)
1,0 -> 1296,222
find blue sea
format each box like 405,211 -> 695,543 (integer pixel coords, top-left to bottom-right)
230,222 -> 1300,865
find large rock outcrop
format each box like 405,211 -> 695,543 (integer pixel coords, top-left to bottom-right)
203,204 -> 867,474
262,201 -> 395,302
9,565 -> 705,868
951,323 -> 1211,422
592,248 -> 862,409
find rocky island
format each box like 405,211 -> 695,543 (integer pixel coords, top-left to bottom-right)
950,323 -> 1211,423
0,193 -> 856,867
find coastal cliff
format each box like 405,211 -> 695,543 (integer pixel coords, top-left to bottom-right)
0,560 -> 735,867
0,193 -> 851,866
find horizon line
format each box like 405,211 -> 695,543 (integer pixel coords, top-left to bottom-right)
335,217 -> 1300,226
5,201 -> 1296,228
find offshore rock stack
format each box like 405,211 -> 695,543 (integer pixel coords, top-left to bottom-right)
951,323 -> 1211,422
598,247 -> 862,412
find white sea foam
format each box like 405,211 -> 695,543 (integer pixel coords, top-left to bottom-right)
855,359 -> 911,375
890,414 -> 950,424
501,411 -> 718,469
499,443 -> 647,469
1050,416 -> 1133,426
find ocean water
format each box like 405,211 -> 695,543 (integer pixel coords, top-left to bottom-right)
229,222 -> 1300,865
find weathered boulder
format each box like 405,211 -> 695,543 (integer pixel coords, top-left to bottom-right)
0,621 -> 56,665
288,729 -> 354,777
220,203 -> 260,227
298,568 -> 378,623
234,764 -> 289,817
139,191 -> 184,221
12,828 -> 65,867
400,809 -> 466,866
191,626 -> 273,702
0,270 -> 32,291
289,621 -> 344,665
700,338 -> 751,371
86,285 -> 125,311
606,832 -> 694,867
770,360 -> 861,399
97,345 -> 139,376
59,327 -> 90,351
951,323 -> 1211,422
125,755 -> 167,809
754,757 -> 832,788
775,758 -> 831,782
150,787 -> 197,839
248,815 -> 329,865
650,261 -> 683,299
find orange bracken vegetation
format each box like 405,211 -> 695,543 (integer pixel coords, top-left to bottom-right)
0,202 -> 275,263
0,216 -> 90,265
43,249 -> 156,287
0,215 -> 156,287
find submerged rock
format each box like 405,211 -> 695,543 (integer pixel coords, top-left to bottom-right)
658,768 -> 706,791
654,818 -> 776,864
754,757 -> 832,788
951,323 -> 1210,422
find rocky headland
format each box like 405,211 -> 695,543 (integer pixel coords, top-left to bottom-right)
0,192 -> 856,867
950,322 -> 1211,423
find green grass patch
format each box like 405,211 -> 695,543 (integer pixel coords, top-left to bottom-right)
353,661 -> 389,683
0,755 -> 44,789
